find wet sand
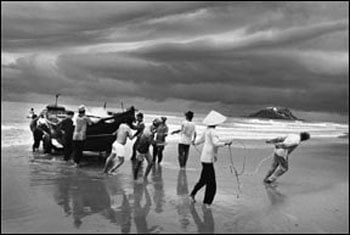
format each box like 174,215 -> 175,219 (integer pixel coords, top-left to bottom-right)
1,138 -> 348,233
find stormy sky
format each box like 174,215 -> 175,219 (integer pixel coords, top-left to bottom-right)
1,2 -> 349,121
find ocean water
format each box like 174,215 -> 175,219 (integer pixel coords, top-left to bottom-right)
2,101 -> 348,148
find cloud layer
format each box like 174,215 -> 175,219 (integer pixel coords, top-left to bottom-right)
2,2 -> 349,117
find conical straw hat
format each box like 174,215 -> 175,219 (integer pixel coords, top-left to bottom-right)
202,110 -> 227,126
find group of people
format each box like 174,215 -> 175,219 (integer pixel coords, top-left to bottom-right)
29,109 -> 58,153
101,112 -> 169,180
29,105 -> 95,167
30,105 -> 310,209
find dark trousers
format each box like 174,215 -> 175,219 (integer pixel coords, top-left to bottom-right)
32,129 -> 43,150
153,145 -> 164,163
190,163 -> 216,205
73,140 -> 85,164
178,144 -> 190,168
63,138 -> 73,161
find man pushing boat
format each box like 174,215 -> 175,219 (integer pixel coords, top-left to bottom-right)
103,119 -> 135,174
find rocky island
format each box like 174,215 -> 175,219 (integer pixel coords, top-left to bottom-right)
248,107 -> 300,120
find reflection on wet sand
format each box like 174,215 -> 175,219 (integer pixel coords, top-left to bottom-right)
52,174 -> 72,217
263,183 -> 300,231
151,165 -> 165,213
176,169 -> 191,231
133,182 -> 159,233
102,177 -> 132,233
52,167 -> 131,231
64,173 -> 110,229
264,183 -> 287,208
190,204 -> 215,233
29,154 -> 214,233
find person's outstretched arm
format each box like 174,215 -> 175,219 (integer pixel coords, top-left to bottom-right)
194,131 -> 205,146
171,123 -> 184,135
132,123 -> 145,138
266,136 -> 285,144
192,130 -> 197,144
212,134 -> 230,147
171,128 -> 181,135
128,128 -> 135,140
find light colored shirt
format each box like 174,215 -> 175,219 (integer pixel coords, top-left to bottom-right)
116,123 -> 133,145
195,127 -> 226,163
37,117 -> 49,127
274,134 -> 301,158
179,120 -> 196,145
73,115 -> 92,141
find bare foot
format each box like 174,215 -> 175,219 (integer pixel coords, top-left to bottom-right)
203,203 -> 211,209
189,195 -> 196,203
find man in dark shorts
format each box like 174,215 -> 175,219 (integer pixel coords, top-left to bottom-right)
133,119 -> 160,181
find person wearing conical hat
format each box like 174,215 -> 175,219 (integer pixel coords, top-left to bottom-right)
189,110 -> 232,209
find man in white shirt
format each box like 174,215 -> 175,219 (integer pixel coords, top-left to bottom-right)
264,132 -> 310,184
171,111 -> 197,169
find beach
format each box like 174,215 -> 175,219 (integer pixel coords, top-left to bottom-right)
2,136 -> 348,233
2,1 -> 349,233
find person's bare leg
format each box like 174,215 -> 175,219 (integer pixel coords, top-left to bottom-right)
109,156 -> 125,174
264,154 -> 279,182
134,159 -> 143,180
269,157 -> 288,182
103,153 -> 116,173
144,153 -> 154,180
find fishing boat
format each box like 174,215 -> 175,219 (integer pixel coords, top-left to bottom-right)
35,95 -> 136,156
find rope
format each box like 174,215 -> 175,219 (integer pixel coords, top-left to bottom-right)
193,145 -> 202,155
244,151 -> 273,176
231,139 -> 247,175
227,142 -> 247,199
229,140 -> 274,177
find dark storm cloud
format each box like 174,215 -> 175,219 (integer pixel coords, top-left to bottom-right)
3,2 -> 347,51
2,2 -> 222,51
1,2 -> 348,115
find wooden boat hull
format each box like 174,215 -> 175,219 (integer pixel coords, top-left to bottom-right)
39,106 -> 136,156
